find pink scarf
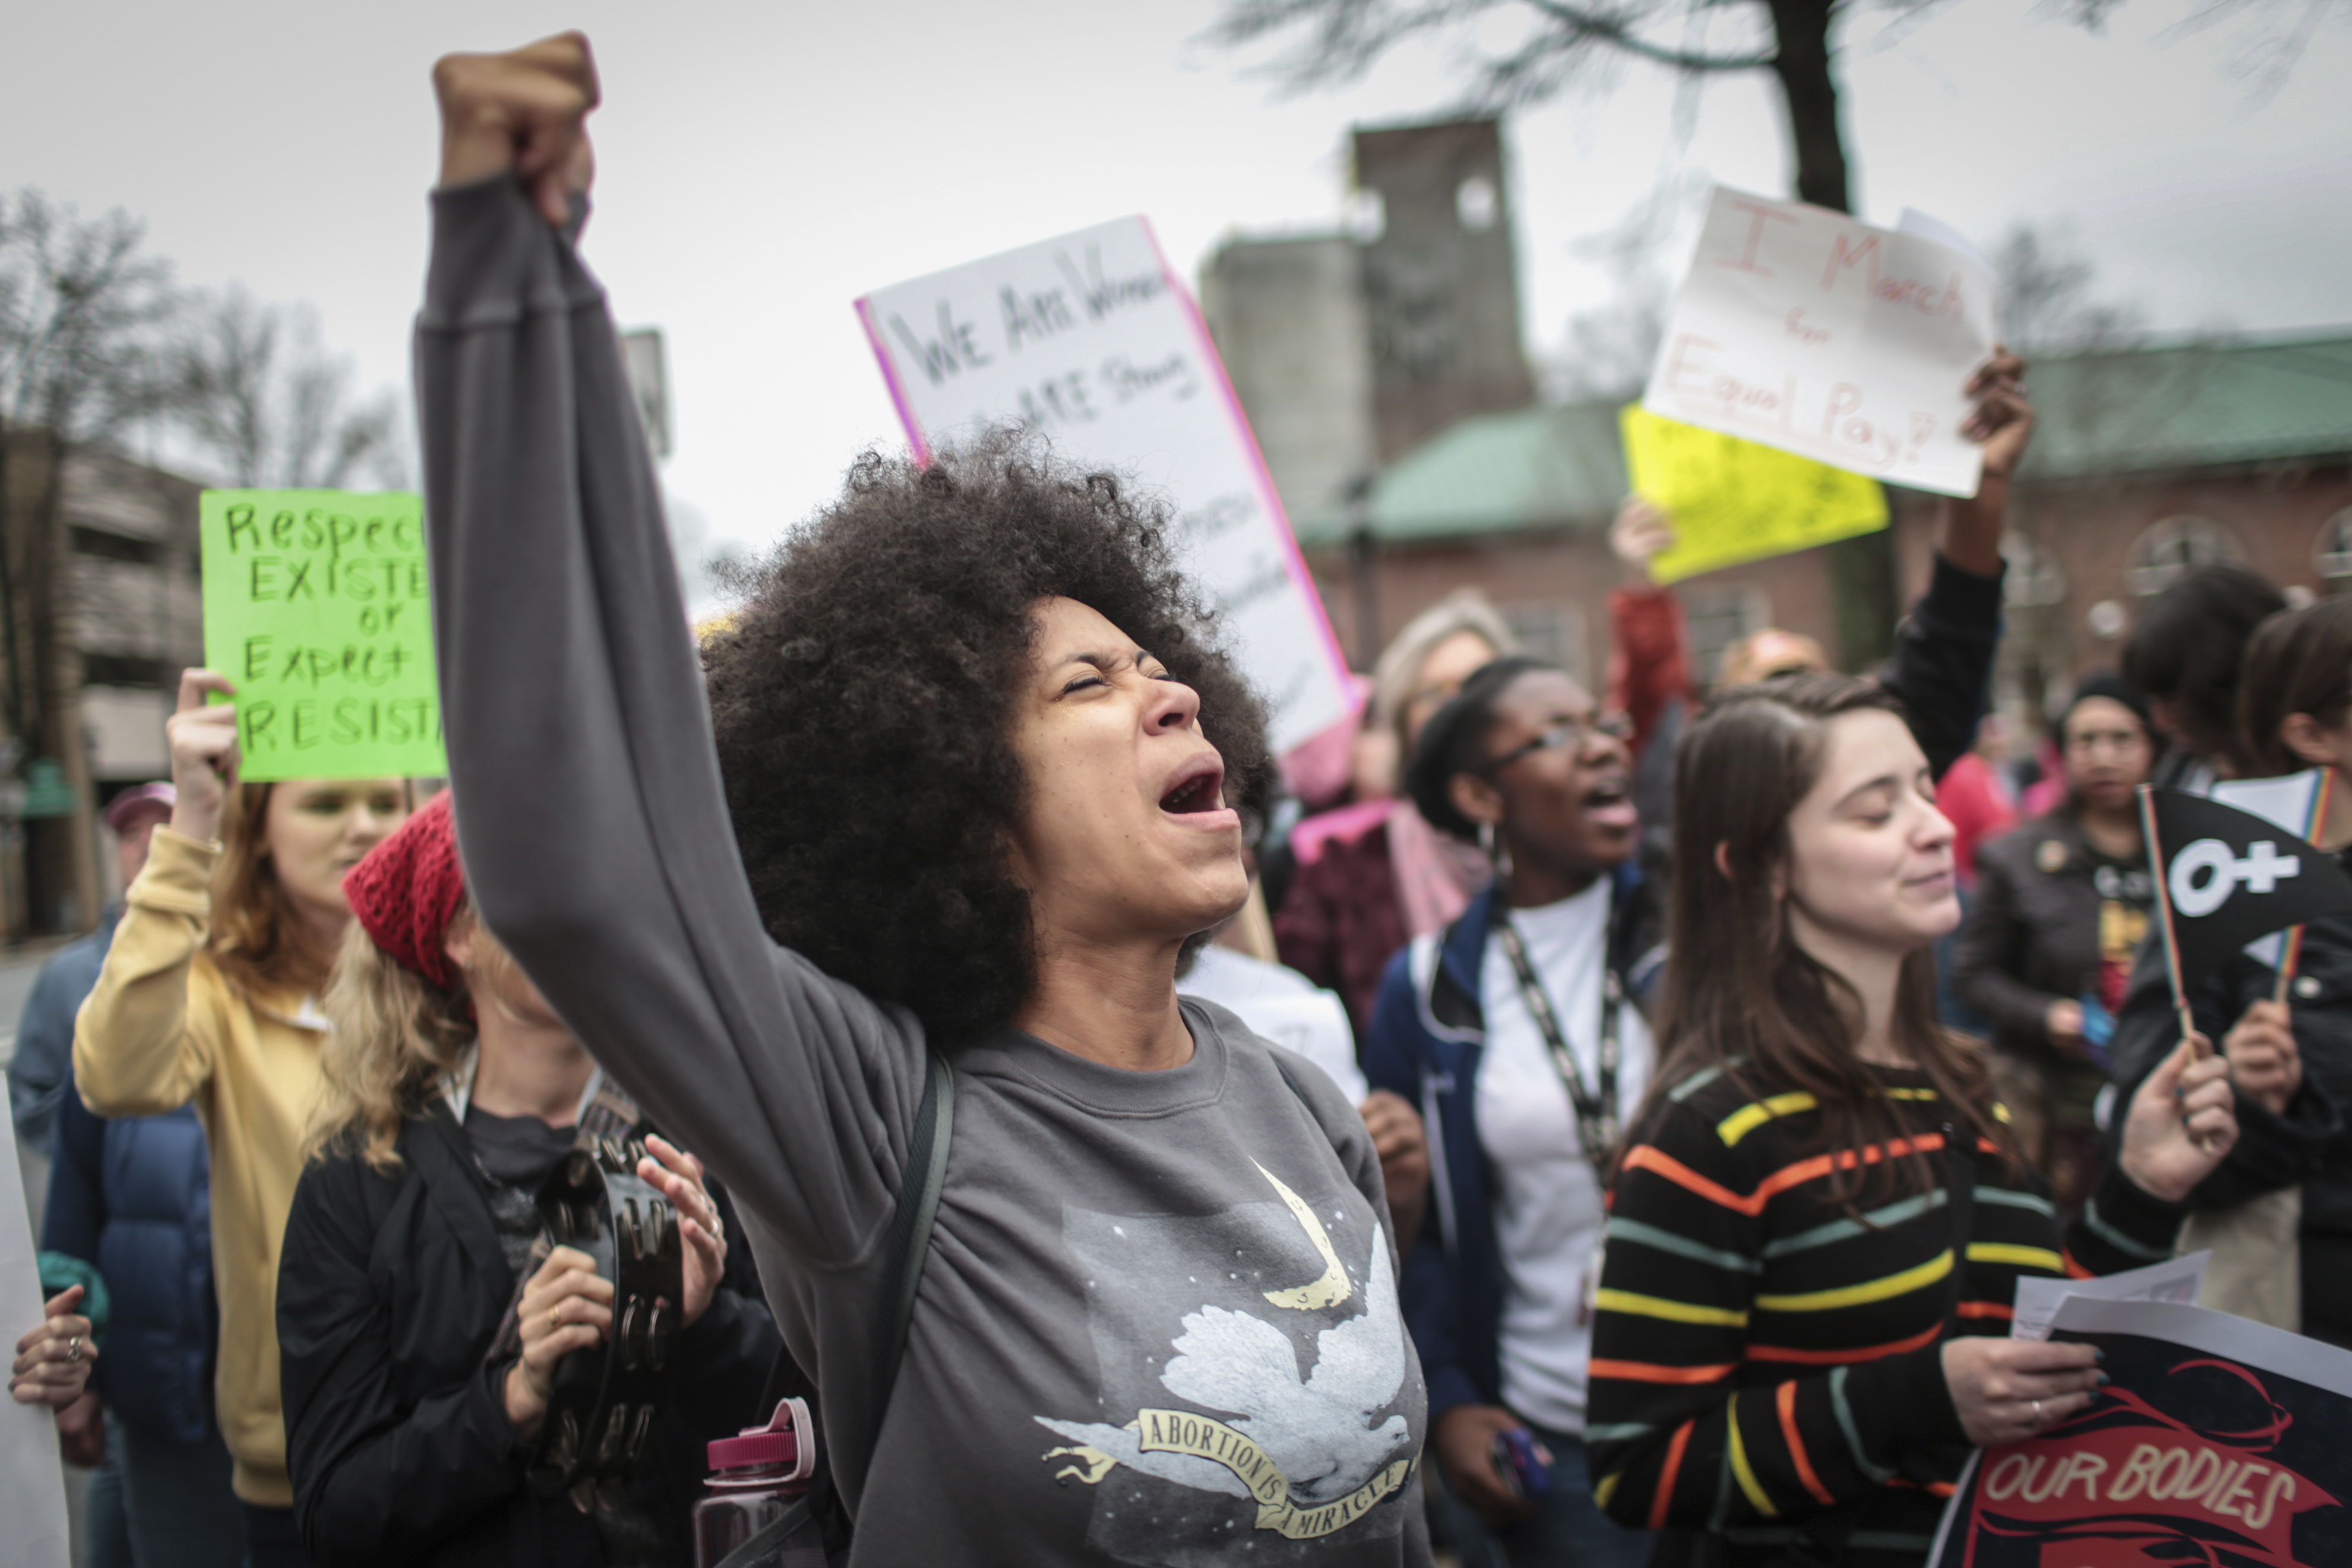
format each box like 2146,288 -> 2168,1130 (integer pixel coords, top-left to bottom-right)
1387,800 -> 1492,940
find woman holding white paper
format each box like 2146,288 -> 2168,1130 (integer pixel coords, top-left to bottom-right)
1585,673 -> 2238,1567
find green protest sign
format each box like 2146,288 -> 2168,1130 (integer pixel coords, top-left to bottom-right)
199,490 -> 446,780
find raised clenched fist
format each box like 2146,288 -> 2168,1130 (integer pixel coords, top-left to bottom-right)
432,32 -> 600,226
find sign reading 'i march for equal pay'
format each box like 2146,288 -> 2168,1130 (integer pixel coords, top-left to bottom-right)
1643,186 -> 1997,498
855,217 -> 1353,755
199,490 -> 447,780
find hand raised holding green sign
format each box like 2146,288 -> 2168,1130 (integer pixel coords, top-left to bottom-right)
199,490 -> 447,780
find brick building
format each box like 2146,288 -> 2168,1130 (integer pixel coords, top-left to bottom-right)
0,431 -> 203,937
1291,331 -> 2352,732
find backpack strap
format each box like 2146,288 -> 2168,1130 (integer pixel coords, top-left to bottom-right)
744,1047 -> 955,1560
868,1048 -> 955,1449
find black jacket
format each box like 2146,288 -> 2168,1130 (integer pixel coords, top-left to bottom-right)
1954,811 -> 2124,1064
279,1107 -> 780,1568
1882,556 -> 2008,783
2109,896 -> 2350,1235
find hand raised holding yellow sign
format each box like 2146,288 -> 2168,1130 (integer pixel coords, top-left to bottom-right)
1619,406 -> 1889,585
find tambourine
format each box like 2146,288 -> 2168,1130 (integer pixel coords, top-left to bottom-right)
526,1135 -> 685,1512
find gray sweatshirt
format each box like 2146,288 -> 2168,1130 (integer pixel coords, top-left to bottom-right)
416,176 -> 1431,1567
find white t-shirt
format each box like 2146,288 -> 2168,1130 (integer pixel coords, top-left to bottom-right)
1475,879 -> 1654,1435
1180,945 -> 1367,1103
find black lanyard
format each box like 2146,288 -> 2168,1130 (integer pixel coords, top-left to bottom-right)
1492,914 -> 1622,1167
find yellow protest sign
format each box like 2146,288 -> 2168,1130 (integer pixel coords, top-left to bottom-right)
1621,404 -> 1889,585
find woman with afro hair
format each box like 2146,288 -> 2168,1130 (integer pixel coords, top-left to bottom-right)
418,34 -> 1430,1568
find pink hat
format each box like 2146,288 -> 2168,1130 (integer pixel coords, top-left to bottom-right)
104,783 -> 176,834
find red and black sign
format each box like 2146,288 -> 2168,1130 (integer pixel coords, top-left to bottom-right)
1931,1298 -> 2352,1568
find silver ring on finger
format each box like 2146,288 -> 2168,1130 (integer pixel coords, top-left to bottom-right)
65,1336 -> 81,1364
2030,1399 -> 2043,1430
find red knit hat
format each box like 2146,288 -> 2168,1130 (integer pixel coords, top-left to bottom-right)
342,791 -> 466,992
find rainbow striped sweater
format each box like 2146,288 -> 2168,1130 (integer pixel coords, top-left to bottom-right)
1585,1060 -> 2183,1564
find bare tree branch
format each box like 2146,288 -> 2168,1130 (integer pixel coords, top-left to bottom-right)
2160,0 -> 2347,104
1518,0 -> 1776,70
165,286 -> 403,489
1991,223 -> 2146,355
1209,0 -> 1774,102
0,190 -> 178,770
0,191 -> 175,443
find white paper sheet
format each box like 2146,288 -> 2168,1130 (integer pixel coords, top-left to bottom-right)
1642,186 -> 1997,497
2010,1250 -> 2209,1342
1896,207 -> 1991,273
855,218 -> 1354,754
0,1111 -> 71,1567
2046,1291 -> 2352,1398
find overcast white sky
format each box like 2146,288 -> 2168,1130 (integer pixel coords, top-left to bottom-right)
10,0 -> 2350,592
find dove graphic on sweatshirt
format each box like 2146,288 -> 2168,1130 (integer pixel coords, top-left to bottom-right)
1036,1162 -> 1414,1510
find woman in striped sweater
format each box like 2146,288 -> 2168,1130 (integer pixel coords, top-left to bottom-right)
1586,675 -> 2238,1566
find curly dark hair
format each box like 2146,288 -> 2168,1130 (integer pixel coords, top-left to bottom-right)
702,434 -> 1272,1045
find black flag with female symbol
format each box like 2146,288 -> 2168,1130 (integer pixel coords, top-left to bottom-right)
2145,786 -> 2352,993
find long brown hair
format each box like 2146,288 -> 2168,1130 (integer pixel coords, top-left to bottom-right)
1635,674 -> 2012,1203
2238,597 -> 2352,780
208,783 -> 333,998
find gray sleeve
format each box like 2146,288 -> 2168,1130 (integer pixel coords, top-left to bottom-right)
7,955 -> 82,1155
415,175 -> 921,1268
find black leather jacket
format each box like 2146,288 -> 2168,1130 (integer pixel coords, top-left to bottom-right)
1955,810 -> 2132,1066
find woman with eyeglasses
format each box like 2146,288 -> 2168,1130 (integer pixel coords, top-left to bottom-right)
1362,655 -> 1655,1566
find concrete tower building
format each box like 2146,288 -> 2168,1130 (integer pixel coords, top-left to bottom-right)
1352,118 -> 1536,463
1200,116 -> 1537,527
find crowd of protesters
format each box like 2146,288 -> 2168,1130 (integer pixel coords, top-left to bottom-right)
5,27 -> 2351,1568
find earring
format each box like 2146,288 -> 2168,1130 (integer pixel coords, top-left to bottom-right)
1478,821 -> 1513,882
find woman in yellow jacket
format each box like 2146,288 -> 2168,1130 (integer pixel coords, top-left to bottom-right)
74,670 -> 410,1567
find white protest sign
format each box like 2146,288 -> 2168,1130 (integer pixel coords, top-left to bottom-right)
1,1112 -> 71,1567
855,217 -> 1353,754
1643,186 -> 1997,498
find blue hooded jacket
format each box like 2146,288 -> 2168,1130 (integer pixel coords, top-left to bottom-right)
1360,871 -> 1660,1424
44,1068 -> 218,1446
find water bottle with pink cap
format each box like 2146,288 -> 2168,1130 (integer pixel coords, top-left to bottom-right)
692,1395 -> 824,1567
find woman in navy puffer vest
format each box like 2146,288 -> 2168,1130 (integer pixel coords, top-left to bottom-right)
46,1069 -> 246,1567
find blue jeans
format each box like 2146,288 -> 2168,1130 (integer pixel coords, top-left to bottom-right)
119,1421 -> 245,1568
1437,1430 -> 1654,1568
86,1422 -> 132,1568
